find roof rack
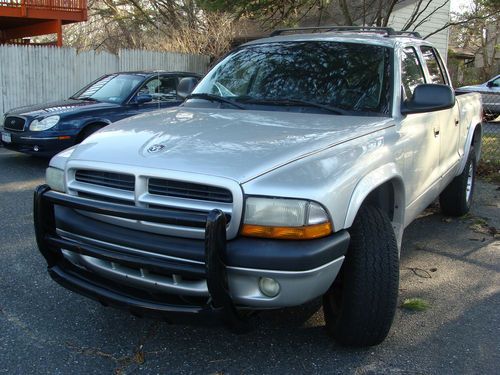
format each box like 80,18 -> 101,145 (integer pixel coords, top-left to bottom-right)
270,26 -> 421,39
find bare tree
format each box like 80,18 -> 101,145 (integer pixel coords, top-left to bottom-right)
62,0 -> 235,58
449,0 -> 499,80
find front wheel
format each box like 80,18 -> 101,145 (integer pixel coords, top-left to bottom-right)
76,124 -> 104,144
323,205 -> 399,347
439,147 -> 476,216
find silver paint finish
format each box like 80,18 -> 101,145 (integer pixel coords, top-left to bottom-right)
67,108 -> 394,184
466,163 -> 473,202
47,35 -> 483,308
227,257 -> 344,307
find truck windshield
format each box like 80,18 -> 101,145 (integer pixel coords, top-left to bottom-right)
71,74 -> 144,103
193,41 -> 392,115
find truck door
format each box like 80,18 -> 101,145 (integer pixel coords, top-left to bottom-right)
400,47 -> 441,207
420,46 -> 460,184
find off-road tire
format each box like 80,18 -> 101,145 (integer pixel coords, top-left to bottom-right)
439,147 -> 476,217
323,205 -> 399,347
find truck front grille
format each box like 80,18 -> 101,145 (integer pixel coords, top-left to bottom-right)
66,165 -> 242,240
148,178 -> 233,203
3,116 -> 26,131
75,170 -> 135,191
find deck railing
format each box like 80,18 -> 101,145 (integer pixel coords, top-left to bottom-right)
0,0 -> 86,12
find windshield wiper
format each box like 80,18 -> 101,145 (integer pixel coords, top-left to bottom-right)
235,97 -> 346,115
185,93 -> 246,109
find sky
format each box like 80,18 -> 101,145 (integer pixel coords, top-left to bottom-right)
450,0 -> 473,13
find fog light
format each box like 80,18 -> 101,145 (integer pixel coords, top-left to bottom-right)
258,277 -> 280,297
33,145 -> 39,152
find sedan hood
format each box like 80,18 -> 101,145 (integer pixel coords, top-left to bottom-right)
456,83 -> 489,93
69,107 -> 392,183
6,99 -> 118,118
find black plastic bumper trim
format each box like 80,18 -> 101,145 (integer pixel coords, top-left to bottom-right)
34,185 -> 245,329
44,189 -> 207,228
49,264 -> 209,316
55,205 -> 350,271
46,235 -> 206,278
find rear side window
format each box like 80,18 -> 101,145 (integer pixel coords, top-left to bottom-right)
401,47 -> 426,100
420,46 -> 447,85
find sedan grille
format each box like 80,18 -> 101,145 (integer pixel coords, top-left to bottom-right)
75,170 -> 135,191
3,116 -> 25,131
149,178 -> 233,203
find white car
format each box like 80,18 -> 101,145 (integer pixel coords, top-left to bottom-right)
457,74 -> 499,121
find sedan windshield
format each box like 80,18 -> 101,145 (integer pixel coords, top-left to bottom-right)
71,74 -> 144,103
193,41 -> 392,115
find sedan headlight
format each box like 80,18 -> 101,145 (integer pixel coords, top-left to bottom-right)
241,197 -> 332,240
46,167 -> 65,192
30,116 -> 60,131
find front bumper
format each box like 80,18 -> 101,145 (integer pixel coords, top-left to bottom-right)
34,185 -> 349,325
1,129 -> 74,156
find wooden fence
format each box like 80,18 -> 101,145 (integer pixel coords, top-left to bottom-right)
0,45 -> 210,117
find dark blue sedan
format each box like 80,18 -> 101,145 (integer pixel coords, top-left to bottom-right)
0,71 -> 201,156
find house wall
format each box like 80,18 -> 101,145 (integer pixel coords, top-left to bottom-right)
388,0 -> 451,61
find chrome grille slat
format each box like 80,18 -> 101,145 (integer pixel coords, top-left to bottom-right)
78,192 -> 135,206
75,170 -> 135,191
148,178 -> 233,203
138,193 -> 233,215
68,180 -> 135,202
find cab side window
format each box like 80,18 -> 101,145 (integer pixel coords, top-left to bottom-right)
401,47 -> 426,101
420,46 -> 448,85
139,77 -> 178,102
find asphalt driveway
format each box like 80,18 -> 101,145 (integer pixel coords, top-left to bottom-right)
0,147 -> 498,375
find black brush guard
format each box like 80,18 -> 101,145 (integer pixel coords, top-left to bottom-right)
33,184 -> 248,331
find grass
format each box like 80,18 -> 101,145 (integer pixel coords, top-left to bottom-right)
481,134 -> 500,162
401,298 -> 430,312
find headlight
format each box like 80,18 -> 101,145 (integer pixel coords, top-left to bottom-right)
46,167 -> 65,192
241,197 -> 332,240
30,115 -> 60,131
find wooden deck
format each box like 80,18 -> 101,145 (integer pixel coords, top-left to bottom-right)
0,0 -> 87,45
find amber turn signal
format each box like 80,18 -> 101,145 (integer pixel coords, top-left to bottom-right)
241,222 -> 332,240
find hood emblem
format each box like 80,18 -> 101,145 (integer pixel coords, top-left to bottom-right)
147,144 -> 166,153
10,120 -> 16,125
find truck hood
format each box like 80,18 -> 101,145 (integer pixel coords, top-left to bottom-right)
6,99 -> 119,119
68,107 -> 392,183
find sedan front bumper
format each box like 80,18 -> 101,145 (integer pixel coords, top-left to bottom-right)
1,130 -> 74,156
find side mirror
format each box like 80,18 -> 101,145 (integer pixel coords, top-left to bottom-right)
177,77 -> 199,100
136,94 -> 153,104
486,81 -> 494,88
401,84 -> 455,115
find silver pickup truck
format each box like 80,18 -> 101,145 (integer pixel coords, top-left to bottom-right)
34,27 -> 482,347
